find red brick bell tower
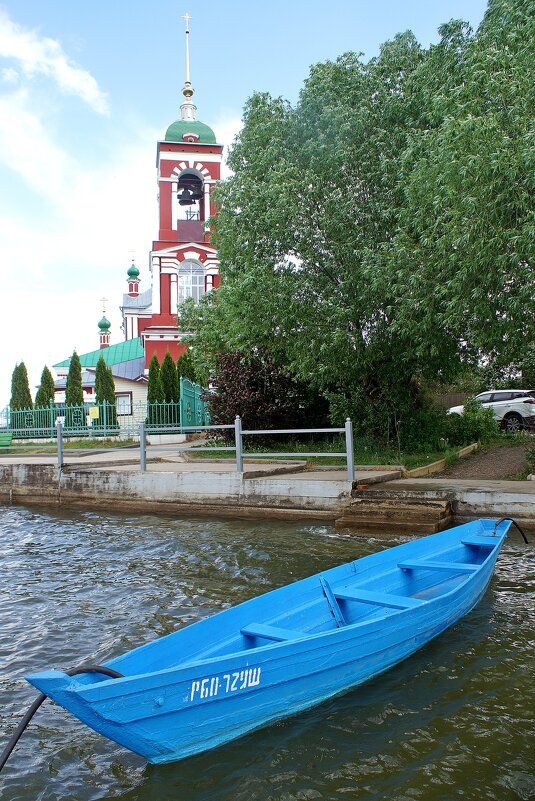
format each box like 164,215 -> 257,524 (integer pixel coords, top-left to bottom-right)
121,13 -> 223,368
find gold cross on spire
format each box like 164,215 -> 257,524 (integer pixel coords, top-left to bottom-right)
99,296 -> 108,315
181,11 -> 192,32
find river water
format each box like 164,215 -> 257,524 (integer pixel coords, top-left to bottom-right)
0,504 -> 533,801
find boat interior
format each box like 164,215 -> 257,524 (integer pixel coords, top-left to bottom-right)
107,523 -> 503,677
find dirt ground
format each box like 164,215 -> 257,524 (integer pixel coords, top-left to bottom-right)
433,443 -> 533,480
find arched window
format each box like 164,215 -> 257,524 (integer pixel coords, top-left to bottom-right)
177,172 -> 203,221
178,260 -> 205,304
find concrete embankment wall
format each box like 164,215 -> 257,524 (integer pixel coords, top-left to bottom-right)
1,464 -> 534,535
0,464 -> 349,521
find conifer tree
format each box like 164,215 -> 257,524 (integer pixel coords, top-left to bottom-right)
160,351 -> 180,403
95,355 -> 118,429
147,354 -> 164,427
177,348 -> 197,383
10,362 -> 33,410
65,351 -> 84,406
35,366 -> 55,408
147,355 -> 164,403
65,351 -> 85,428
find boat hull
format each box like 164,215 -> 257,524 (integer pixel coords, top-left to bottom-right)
27,519 -> 508,763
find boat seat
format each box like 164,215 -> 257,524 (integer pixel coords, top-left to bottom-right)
398,559 -> 478,573
319,576 -> 346,627
334,588 -> 424,609
461,537 -> 498,547
240,623 -> 303,642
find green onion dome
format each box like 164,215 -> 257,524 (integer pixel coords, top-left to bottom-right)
164,119 -> 216,144
98,315 -> 111,333
127,261 -> 140,279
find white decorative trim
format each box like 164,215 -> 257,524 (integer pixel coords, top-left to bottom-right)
170,273 -> 178,313
152,256 -> 161,314
171,179 -> 178,230
151,242 -> 217,256
159,151 -> 221,165
203,181 -> 210,222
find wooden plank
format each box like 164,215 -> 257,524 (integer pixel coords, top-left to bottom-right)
461,537 -> 498,547
240,623 -> 303,642
319,576 -> 346,627
334,588 -> 424,609
398,560 -> 478,573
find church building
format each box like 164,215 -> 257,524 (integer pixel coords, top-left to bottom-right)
53,16 -> 221,406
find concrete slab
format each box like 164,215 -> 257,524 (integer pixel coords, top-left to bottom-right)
278,469 -> 401,484
367,477 -> 535,495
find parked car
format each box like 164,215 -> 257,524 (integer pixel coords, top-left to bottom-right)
447,389 -> 535,432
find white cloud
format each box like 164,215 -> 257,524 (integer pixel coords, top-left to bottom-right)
0,16 -> 239,407
0,124 -> 160,407
210,114 -> 242,179
1,65 -> 18,83
0,87 -> 71,204
0,9 -> 108,114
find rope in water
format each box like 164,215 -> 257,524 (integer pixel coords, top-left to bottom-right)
0,664 -> 123,773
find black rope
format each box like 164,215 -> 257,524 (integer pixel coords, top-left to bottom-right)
495,517 -> 530,544
0,664 -> 123,773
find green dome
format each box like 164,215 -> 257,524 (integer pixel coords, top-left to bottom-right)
164,119 -> 216,144
98,315 -> 111,333
127,261 -> 140,279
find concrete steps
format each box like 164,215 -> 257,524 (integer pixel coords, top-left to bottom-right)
335,490 -> 453,536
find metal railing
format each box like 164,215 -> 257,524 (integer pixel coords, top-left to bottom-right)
0,383 -> 209,439
1,416 -> 356,481
138,416 -> 356,480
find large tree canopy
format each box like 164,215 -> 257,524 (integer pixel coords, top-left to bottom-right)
183,0 -> 534,438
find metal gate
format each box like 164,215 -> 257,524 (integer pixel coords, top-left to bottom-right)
179,378 -> 209,428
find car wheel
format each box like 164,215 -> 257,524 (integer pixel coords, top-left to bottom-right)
503,413 -> 524,433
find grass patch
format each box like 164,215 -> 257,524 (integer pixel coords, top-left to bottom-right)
0,437 -> 137,455
187,436 -> 465,471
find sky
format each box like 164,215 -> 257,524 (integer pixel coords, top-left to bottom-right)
0,0 -> 490,407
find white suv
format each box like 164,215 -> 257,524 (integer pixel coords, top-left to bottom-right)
447,389 -> 535,432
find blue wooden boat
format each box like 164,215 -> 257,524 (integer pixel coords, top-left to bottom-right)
26,518 -> 510,764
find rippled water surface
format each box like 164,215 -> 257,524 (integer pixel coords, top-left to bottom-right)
0,504 -> 533,801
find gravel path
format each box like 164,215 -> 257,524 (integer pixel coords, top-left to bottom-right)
434,443 -> 532,480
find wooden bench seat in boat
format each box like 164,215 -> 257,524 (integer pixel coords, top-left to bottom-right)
461,536 -> 499,547
398,559 -> 478,573
334,588 -> 424,609
241,623 -> 303,642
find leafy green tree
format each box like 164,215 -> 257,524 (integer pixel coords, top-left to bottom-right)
184,33 -> 441,439
184,4 -> 534,444
391,0 -> 534,374
35,366 -> 55,408
94,355 -> 118,430
10,362 -> 33,410
65,351 -> 85,429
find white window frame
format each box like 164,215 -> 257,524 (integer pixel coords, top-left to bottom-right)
115,392 -> 133,416
178,260 -> 205,304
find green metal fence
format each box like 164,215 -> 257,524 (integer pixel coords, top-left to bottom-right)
0,381 -> 209,439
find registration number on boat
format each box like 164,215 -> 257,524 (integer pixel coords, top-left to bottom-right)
189,667 -> 262,702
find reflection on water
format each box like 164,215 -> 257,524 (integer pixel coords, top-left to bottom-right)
0,504 -> 533,801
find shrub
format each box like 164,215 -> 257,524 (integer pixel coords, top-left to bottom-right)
205,350 -> 330,435
443,398 -> 499,446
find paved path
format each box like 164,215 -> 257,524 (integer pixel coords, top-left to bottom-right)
0,448 -> 400,484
